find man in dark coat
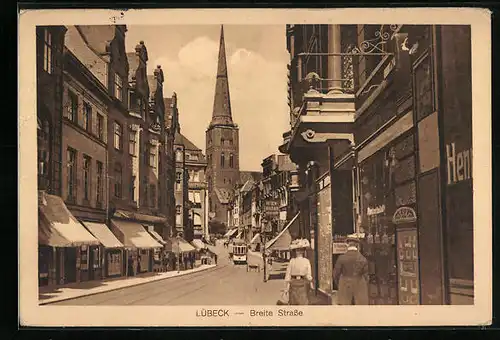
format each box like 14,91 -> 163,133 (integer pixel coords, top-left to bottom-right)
333,236 -> 369,305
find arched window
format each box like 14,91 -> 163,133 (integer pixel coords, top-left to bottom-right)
229,153 -> 234,168
220,152 -> 225,167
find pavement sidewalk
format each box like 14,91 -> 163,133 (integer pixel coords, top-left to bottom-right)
39,264 -> 216,305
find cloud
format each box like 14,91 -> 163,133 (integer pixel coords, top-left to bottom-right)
149,36 -> 288,171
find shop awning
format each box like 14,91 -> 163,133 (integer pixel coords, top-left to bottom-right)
110,219 -> 163,249
38,194 -> 100,247
223,228 -> 238,238
166,237 -> 197,253
143,224 -> 167,245
250,233 -> 261,244
265,212 -> 299,251
81,221 -> 124,248
191,239 -> 207,250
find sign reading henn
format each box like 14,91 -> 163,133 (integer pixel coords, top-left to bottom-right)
446,143 -> 472,185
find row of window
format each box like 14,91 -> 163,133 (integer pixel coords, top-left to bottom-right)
207,153 -> 235,168
67,89 -> 106,141
66,146 -> 159,208
113,122 -> 158,168
66,148 -> 104,206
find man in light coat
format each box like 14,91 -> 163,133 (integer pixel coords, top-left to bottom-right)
333,236 -> 369,305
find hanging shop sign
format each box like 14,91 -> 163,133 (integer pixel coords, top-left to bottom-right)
367,205 -> 386,216
392,206 -> 417,225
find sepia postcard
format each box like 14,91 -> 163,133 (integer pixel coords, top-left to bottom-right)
18,8 -> 492,327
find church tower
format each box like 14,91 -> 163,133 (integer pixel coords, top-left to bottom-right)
205,25 -> 240,226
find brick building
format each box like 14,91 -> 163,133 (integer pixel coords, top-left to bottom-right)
279,24 -> 474,305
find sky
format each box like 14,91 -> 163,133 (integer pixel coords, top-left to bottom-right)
125,25 -> 290,172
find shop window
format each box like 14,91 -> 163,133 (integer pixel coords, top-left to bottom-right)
188,191 -> 194,203
83,155 -> 91,201
80,246 -> 89,270
82,102 -> 92,132
194,192 -> 201,204
92,247 -> 100,269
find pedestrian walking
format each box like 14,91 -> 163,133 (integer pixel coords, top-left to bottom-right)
283,239 -> 313,305
333,235 -> 369,305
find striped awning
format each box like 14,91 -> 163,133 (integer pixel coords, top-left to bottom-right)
166,237 -> 196,253
81,221 -> 124,248
38,194 -> 100,247
110,219 -> 163,249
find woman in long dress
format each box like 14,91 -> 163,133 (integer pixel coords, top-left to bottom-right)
284,239 -> 313,305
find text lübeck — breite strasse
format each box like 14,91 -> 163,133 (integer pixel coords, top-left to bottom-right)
250,309 -> 304,317
195,309 -> 304,317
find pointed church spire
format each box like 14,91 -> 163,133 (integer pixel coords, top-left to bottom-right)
210,25 -> 235,127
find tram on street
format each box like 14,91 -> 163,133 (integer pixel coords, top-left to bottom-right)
231,239 -> 247,264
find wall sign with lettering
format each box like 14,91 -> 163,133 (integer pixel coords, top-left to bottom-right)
446,143 -> 472,185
